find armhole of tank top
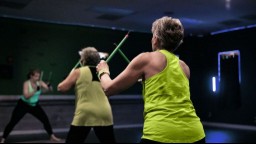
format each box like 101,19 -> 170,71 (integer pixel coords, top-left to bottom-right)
36,81 -> 40,86
78,66 -> 94,83
178,60 -> 189,82
158,50 -> 168,74
27,80 -> 34,93
27,80 -> 31,89
88,67 -> 98,81
145,51 -> 168,81
160,50 -> 188,82
76,67 -> 82,85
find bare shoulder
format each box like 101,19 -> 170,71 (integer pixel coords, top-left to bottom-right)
23,80 -> 29,86
74,68 -> 81,75
71,68 -> 80,79
179,60 -> 188,67
136,52 -> 152,59
23,80 -> 29,90
70,68 -> 80,76
136,51 -> 161,60
131,52 -> 152,64
179,60 -> 190,79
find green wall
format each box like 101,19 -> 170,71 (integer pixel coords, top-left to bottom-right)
0,17 -> 151,95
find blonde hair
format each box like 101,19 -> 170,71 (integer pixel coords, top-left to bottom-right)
80,47 -> 100,66
151,16 -> 184,51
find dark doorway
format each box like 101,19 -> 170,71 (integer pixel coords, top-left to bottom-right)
218,50 -> 241,110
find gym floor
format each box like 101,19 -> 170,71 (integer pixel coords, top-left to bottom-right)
3,122 -> 256,143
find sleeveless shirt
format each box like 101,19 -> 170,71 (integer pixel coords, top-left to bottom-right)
72,66 -> 113,126
21,81 -> 41,106
142,49 -> 205,143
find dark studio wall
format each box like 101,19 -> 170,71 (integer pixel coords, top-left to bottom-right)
176,28 -> 256,126
0,17 -> 151,95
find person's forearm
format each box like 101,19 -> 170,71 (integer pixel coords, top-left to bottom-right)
57,83 -> 70,92
23,91 -> 36,99
100,74 -> 114,96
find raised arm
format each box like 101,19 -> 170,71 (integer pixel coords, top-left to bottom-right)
39,80 -> 52,93
57,69 -> 79,92
23,81 -> 35,99
97,52 -> 149,96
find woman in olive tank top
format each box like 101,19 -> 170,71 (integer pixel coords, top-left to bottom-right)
58,47 -> 115,143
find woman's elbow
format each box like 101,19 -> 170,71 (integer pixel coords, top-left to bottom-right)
103,86 -> 119,97
103,88 -> 112,97
23,94 -> 30,99
57,85 -> 66,92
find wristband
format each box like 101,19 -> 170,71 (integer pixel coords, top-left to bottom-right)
47,83 -> 52,87
36,86 -> 40,91
97,69 -> 110,80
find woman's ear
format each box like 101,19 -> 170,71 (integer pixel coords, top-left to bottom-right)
80,59 -> 85,66
152,35 -> 157,45
152,35 -> 159,51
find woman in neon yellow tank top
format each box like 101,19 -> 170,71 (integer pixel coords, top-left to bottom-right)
57,47 -> 115,143
97,16 -> 206,143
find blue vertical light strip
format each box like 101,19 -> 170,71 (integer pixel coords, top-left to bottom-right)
212,77 -> 216,92
218,50 -> 241,85
218,53 -> 221,89
238,51 -> 241,83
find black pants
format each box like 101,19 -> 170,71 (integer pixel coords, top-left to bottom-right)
2,99 -> 53,139
140,137 -> 206,143
65,125 -> 116,143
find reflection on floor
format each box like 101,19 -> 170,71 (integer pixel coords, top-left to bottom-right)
203,122 -> 256,143
2,122 -> 256,143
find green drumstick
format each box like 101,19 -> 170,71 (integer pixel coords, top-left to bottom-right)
106,32 -> 130,63
70,59 -> 83,73
48,71 -> 52,82
118,49 -> 130,63
40,71 -> 44,81
113,43 -> 130,63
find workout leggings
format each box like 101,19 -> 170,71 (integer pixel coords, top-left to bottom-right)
2,99 -> 53,139
65,125 -> 116,143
